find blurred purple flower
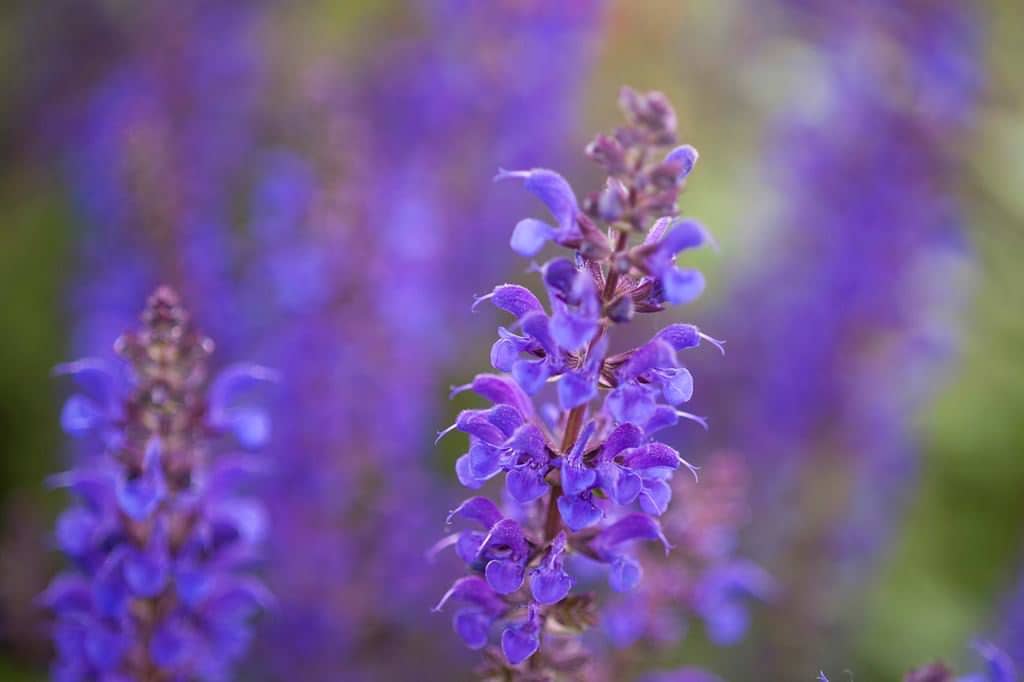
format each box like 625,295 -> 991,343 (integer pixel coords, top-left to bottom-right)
41,288 -> 272,681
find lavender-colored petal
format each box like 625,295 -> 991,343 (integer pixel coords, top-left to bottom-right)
530,567 -> 573,604
39,575 -> 92,614
644,406 -> 680,436
550,310 -> 598,352
60,395 -> 107,436
661,367 -> 695,404
478,284 -> 545,319
447,497 -> 503,530
561,460 -> 597,497
506,468 -> 549,504
468,443 -> 503,480
485,559 -> 526,595
478,519 -> 529,559
455,454 -> 486,489
661,219 -> 709,255
504,424 -> 549,459
663,268 -> 705,305
520,310 -> 558,357
665,144 -> 699,180
510,219 -> 557,256
606,384 -> 658,425
455,532 -> 485,565
602,423 -> 646,459
557,493 -> 603,531
495,168 -> 578,232
453,373 -> 536,419
116,440 -> 166,520
609,555 -> 643,592
639,478 -> 673,516
558,370 -> 598,410
624,442 -> 683,472
512,359 -> 551,396
595,513 -> 671,556
453,610 -> 492,650
654,323 -> 701,351
500,607 -> 541,665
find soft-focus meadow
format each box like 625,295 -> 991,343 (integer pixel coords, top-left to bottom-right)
0,1 -> 1022,680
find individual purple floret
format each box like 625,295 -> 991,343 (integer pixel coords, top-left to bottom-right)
41,288 -> 272,682
435,87 -> 722,678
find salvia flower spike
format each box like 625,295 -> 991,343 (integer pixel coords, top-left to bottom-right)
434,87 -> 724,677
42,287 -> 273,681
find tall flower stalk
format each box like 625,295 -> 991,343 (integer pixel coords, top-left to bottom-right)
434,87 -> 721,679
41,287 -> 272,681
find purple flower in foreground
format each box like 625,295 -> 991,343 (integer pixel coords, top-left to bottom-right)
434,87 -> 728,678
41,288 -> 272,681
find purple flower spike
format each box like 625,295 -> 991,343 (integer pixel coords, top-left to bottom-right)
43,289 -> 269,680
437,88 -> 734,676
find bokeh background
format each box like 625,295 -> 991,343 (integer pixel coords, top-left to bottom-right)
0,1 -> 1022,680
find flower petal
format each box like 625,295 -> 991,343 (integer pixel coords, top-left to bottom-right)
557,493 -> 603,531
447,497 -> 503,529
663,268 -> 705,305
455,454 -> 486,489
485,559 -> 525,595
609,555 -> 643,592
665,144 -> 699,180
506,468 -> 549,503
510,219 -> 556,256
530,567 -> 573,605
476,284 -> 544,319
501,606 -> 541,665
606,384 -> 657,425
595,513 -> 671,556
495,168 -> 578,232
453,610 -> 492,650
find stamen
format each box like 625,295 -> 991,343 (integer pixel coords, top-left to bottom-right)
675,410 -> 709,431
698,331 -> 726,355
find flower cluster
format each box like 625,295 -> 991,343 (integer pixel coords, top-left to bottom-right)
41,288 -> 272,681
434,87 -> 722,677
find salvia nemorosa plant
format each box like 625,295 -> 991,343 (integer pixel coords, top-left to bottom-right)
41,288 -> 273,681
433,87 -> 722,679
